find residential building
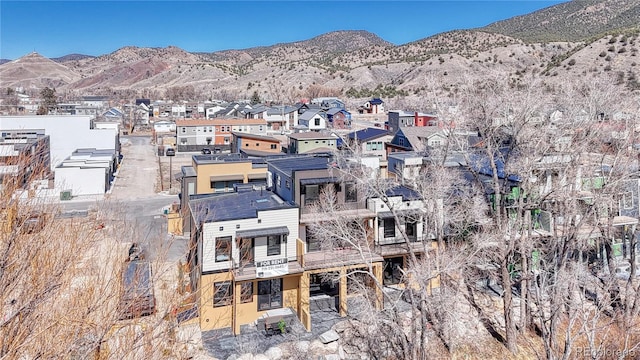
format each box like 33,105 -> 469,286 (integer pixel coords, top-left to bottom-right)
176,118 -> 267,152
153,121 -> 177,133
325,108 -> 351,129
179,154 -> 268,233
287,133 -> 337,154
188,189 -> 303,334
387,111 -> 438,133
0,115 -> 119,171
359,98 -> 385,115
54,148 -> 117,196
310,97 -> 346,110
265,106 -> 298,132
342,128 -> 392,160
297,110 -> 326,131
231,132 -> 281,156
386,126 -> 448,154
0,130 -> 51,192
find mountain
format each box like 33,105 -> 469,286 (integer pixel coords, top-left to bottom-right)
482,0 -> 640,42
51,53 -> 95,62
0,52 -> 81,89
1,3 -> 639,100
0,59 -> 10,65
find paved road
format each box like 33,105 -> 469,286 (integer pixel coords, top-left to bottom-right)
62,135 -> 186,262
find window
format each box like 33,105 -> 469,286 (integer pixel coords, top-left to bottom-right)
255,143 -> 259,147
276,175 -> 281,187
241,282 -> 253,303
383,218 -> 396,238
215,236 -> 231,262
366,142 -> 373,151
345,183 -> 357,202
398,138 -> 405,146
259,125 -> 263,131
304,184 -> 320,205
267,235 -> 282,256
181,127 -> 186,133
405,218 -> 417,241
258,278 -> 282,311
270,144 -> 277,150
213,281 -> 233,307
623,192 -> 633,209
181,138 -> 187,144
285,180 -> 290,189
245,143 -> 249,147
314,118 -> 320,126
383,257 -> 404,285
224,137 -> 230,144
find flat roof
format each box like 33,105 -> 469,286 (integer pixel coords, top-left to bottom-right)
288,132 -> 336,140
190,189 -> 296,223
267,154 -> 333,176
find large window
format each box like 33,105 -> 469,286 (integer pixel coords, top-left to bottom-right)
258,278 -> 283,311
314,118 -> 321,126
239,238 -> 254,265
304,185 -> 320,205
383,218 -> 396,238
215,236 -> 231,262
267,235 -> 282,256
241,282 -> 253,303
345,183 -> 357,202
213,281 -> 233,307
383,257 -> 404,285
405,218 -> 417,241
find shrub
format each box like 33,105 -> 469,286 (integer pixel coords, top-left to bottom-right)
568,59 -> 576,66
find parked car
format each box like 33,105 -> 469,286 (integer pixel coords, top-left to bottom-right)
165,148 -> 175,156
201,148 -> 212,154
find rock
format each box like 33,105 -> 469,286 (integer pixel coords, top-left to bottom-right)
323,355 -> 340,360
319,329 -> 340,344
338,345 -> 346,359
253,355 -> 269,360
264,347 -> 283,360
331,321 -> 350,333
237,354 -> 253,360
309,340 -> 325,354
325,341 -> 339,352
226,355 -> 238,360
296,341 -> 310,353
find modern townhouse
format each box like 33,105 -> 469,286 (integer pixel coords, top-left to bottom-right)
267,155 -> 384,318
287,132 -> 337,154
231,132 -> 282,156
178,154 -> 268,233
176,118 -> 267,152
188,189 -> 304,334
0,130 -> 51,192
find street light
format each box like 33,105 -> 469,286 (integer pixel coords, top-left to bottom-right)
166,149 -> 175,190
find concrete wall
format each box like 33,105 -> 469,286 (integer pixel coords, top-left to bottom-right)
54,166 -> 107,196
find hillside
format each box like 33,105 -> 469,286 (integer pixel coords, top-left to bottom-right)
482,0 -> 640,42
1,2 -> 639,101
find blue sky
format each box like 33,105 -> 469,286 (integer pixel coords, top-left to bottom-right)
0,1 -> 567,60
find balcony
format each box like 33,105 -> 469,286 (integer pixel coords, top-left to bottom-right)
303,248 -> 383,271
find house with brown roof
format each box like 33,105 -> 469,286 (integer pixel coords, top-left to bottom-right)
231,132 -> 282,155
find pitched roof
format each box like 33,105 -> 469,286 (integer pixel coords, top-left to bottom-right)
288,132 -> 335,140
397,126 -> 446,152
266,106 -> 297,116
231,131 -> 280,143
347,127 -> 389,142
385,186 -> 422,201
369,98 -> 384,105
267,155 -> 333,176
326,108 -> 349,116
190,190 -> 296,223
299,109 -> 323,121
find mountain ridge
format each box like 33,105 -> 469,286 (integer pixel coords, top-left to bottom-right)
1,2 -> 639,101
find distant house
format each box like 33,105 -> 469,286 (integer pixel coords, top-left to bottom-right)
298,110 -> 326,131
103,107 -> 125,122
176,118 -> 267,152
326,108 -> 351,129
232,132 -> 282,155
287,132 -> 337,154
359,98 -> 385,114
343,127 -> 392,159
265,106 -> 298,132
153,120 -> 176,133
311,97 -> 346,110
386,126 -> 448,154
387,110 -> 438,133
